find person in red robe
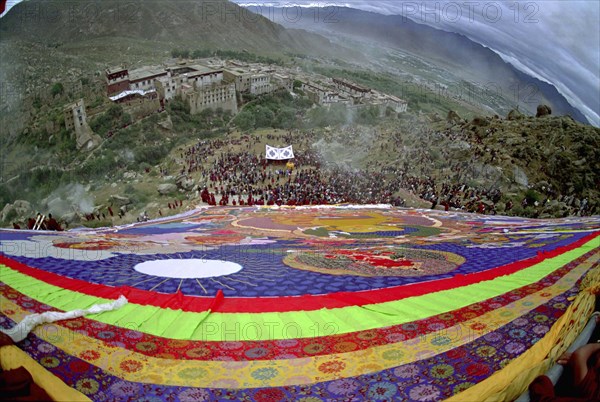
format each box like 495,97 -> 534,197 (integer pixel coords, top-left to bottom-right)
201,188 -> 210,203
530,342 -> 600,401
46,214 -> 61,231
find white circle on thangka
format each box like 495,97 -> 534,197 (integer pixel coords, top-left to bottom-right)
134,259 -> 242,278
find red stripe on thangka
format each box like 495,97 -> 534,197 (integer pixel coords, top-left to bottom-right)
1,249 -> 588,361
0,231 -> 597,313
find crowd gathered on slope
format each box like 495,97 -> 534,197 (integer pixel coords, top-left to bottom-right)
16,124 -> 595,231
170,127 -> 595,217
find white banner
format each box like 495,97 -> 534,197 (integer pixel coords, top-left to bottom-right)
265,145 -> 294,160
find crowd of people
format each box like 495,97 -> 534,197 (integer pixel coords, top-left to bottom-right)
8,123 -> 596,231
167,128 -> 500,210
167,126 -> 596,217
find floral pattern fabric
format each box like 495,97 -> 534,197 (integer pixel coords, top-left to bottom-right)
0,206 -> 598,400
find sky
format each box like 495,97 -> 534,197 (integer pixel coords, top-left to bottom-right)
2,0 -> 598,125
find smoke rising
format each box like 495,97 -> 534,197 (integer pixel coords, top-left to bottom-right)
313,125 -> 376,171
45,183 -> 95,217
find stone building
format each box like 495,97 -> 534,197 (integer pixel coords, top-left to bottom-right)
250,73 -> 272,95
105,59 -> 406,122
384,94 -> 408,113
272,73 -> 293,92
332,78 -> 371,101
63,99 -> 101,150
105,67 -> 130,95
128,66 -> 168,92
109,90 -> 161,120
223,69 -> 253,93
64,99 -> 87,132
301,82 -> 349,106
185,82 -> 238,115
155,66 -> 224,102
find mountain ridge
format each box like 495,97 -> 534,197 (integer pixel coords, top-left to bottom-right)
0,0 -> 356,59
247,5 -> 589,124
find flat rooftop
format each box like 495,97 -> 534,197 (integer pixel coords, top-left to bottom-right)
129,66 -> 168,82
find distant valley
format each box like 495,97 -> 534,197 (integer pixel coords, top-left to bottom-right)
247,5 -> 589,124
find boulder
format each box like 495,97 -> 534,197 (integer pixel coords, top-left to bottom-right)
542,200 -> 561,215
145,202 -> 160,210
61,212 -> 81,225
179,179 -> 195,191
507,109 -> 524,120
429,113 -> 442,123
448,140 -> 471,151
536,104 -> 552,118
1,200 -> 34,222
157,183 -> 177,195
512,166 -> 529,187
446,110 -> 462,125
75,123 -> 102,151
471,116 -> 489,127
110,195 -> 131,206
548,199 -> 560,208
176,175 -> 195,191
158,115 -> 173,131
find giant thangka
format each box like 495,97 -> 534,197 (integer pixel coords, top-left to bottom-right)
265,145 -> 294,160
0,206 -> 599,401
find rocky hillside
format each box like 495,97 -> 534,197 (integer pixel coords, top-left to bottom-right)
430,107 -> 600,216
2,100 -> 598,228
0,0 -> 348,56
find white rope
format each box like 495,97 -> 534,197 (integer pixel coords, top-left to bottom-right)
1,296 -> 128,343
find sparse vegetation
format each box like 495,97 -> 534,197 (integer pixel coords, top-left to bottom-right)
90,104 -> 132,136
51,82 -> 64,97
172,48 -> 283,65
167,97 -> 232,136
233,90 -> 311,131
